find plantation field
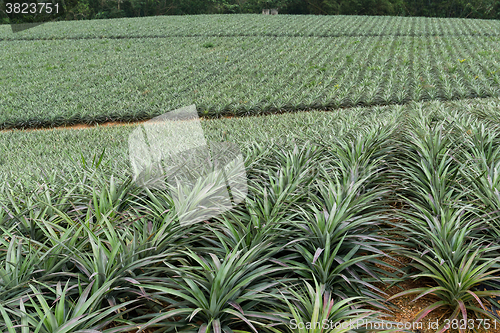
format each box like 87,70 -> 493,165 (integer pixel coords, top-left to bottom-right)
4,14 -> 500,333
2,15 -> 500,129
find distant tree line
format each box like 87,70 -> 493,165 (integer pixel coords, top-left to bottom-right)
2,0 -> 500,23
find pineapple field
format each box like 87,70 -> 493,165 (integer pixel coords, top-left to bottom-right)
2,14 -> 500,333
2,15 -> 500,129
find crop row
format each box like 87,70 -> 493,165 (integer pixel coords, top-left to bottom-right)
2,14 -> 500,40
2,35 -> 500,129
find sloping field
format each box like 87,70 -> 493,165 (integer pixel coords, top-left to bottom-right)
2,15 -> 500,39
0,102 -> 396,187
1,96 -> 499,190
1,15 -> 500,129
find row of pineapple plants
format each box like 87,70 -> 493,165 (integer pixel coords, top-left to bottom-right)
2,109 -> 500,332
386,108 -> 500,332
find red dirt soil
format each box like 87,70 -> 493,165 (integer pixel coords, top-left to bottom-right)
0,116 -> 239,133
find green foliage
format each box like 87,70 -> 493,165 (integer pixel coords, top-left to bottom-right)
138,244 -> 288,332
0,279 -> 137,333
284,128 -> 399,307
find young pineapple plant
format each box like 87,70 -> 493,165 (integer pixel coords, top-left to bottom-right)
136,244 -> 289,333
275,278 -> 379,333
0,279 -> 137,333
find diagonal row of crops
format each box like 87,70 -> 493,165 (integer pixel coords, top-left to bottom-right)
3,15 -> 500,40
3,98 -> 499,191
2,100 -> 500,332
2,31 -> 500,129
